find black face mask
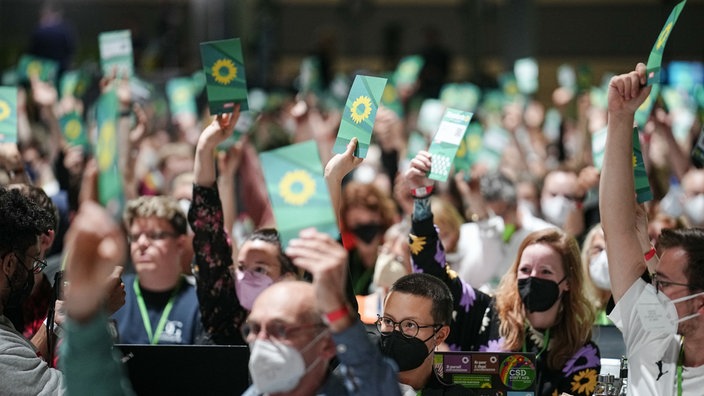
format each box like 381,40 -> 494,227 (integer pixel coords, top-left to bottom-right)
5,263 -> 34,309
517,276 -> 565,313
350,223 -> 382,244
379,331 -> 434,371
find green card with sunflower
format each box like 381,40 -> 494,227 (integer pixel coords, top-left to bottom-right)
645,0 -> 686,85
98,30 -> 134,78
17,54 -> 59,83
0,86 -> 18,143
633,127 -> 652,203
200,38 -> 249,115
333,75 -> 387,158
166,77 -> 197,118
453,122 -> 483,172
59,111 -> 89,150
427,108 -> 474,182
95,90 -> 124,217
260,140 -> 339,247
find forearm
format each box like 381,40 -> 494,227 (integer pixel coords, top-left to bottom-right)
216,174 -> 238,246
194,144 -> 217,187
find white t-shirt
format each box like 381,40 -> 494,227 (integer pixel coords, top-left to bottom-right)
609,279 -> 704,395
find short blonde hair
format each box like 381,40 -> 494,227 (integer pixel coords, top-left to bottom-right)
123,195 -> 187,235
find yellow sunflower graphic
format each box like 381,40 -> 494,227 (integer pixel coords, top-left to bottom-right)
212,59 -> 237,85
456,140 -> 467,158
570,369 -> 597,395
0,100 -> 10,122
350,96 -> 372,124
278,169 -> 316,206
97,122 -> 116,172
65,119 -> 82,140
27,61 -> 42,78
173,87 -> 190,104
467,134 -> 482,152
632,153 -> 638,168
409,234 -> 427,255
656,22 -> 673,50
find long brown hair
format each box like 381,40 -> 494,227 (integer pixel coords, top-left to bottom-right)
495,228 -> 595,370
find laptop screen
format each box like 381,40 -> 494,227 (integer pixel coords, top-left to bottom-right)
434,351 -> 538,395
115,344 -> 250,395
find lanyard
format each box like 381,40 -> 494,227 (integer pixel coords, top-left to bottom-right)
523,328 -> 550,359
133,277 -> 180,345
677,338 -> 684,396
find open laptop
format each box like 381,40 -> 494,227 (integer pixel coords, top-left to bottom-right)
115,344 -> 250,395
434,351 -> 538,396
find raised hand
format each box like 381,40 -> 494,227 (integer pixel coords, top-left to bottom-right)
405,150 -> 433,190
607,62 -> 651,116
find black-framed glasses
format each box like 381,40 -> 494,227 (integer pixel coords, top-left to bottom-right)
14,252 -> 47,274
375,315 -> 442,339
241,321 -> 327,342
127,231 -> 177,244
651,272 -> 692,294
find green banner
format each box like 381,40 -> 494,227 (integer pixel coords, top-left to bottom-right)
95,91 -> 124,216
200,38 -> 249,114
166,77 -> 197,118
633,127 -> 652,203
645,0 -> 687,85
17,54 -> 59,83
333,75 -> 387,158
428,109 -> 474,181
0,87 -> 18,143
260,140 -> 339,247
99,30 -> 134,78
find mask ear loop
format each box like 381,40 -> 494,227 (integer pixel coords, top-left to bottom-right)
428,325 -> 456,387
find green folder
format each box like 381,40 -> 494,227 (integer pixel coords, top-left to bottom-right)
332,75 -> 387,158
200,38 -> 249,114
59,111 -> 89,149
427,109 -> 474,181
260,140 -> 339,247
645,0 -> 687,85
95,91 -> 124,216
17,54 -> 59,83
166,78 -> 197,118
0,87 -> 18,143
99,30 -> 134,78
633,127 -> 652,203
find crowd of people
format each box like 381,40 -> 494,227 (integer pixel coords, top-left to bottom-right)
1,5 -> 704,395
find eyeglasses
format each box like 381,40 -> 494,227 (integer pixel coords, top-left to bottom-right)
127,231 -> 177,244
14,252 -> 47,274
241,321 -> 327,342
651,272 -> 692,294
375,315 -> 442,339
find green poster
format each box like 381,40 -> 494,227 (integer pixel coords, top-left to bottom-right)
200,38 -> 249,114
0,87 -> 18,143
453,122 -> 483,172
393,55 -> 424,87
428,109 -> 474,181
17,54 -> 59,83
645,0 -> 687,85
59,111 -> 89,149
166,78 -> 197,118
260,140 -> 339,247
95,91 -> 124,216
332,75 -> 387,158
633,127 -> 652,203
99,30 -> 134,77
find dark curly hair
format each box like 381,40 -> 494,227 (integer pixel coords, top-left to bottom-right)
0,188 -> 50,256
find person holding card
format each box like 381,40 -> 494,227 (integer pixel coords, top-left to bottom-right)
190,106 -> 299,345
405,151 -> 601,396
601,63 -> 704,395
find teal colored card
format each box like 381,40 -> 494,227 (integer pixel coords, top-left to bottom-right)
381,79 -> 404,117
166,78 -> 197,118
393,55 -> 424,87
17,54 -> 59,83
60,70 -> 90,98
406,130 -> 427,161
633,127 -> 652,203
332,75 -> 387,158
99,30 -> 134,77
428,109 -> 474,182
645,0 -> 687,85
0,87 -> 18,143
95,91 -> 124,216
453,122 -> 483,172
59,111 -> 89,149
260,140 -> 339,247
635,84 -> 661,129
200,38 -> 249,114
440,83 -> 482,112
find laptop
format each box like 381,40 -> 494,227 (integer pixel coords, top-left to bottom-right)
434,351 -> 538,396
115,344 -> 250,396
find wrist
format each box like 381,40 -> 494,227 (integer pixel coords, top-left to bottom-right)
43,318 -> 64,338
410,185 -> 434,199
322,304 -> 353,333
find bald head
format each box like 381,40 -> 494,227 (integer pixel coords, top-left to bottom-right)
250,280 -> 319,325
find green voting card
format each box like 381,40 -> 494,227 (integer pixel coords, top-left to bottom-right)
95,91 -> 124,216
0,87 -> 17,143
393,55 -> 424,87
166,78 -> 197,118
200,38 -> 249,114
17,54 -> 59,83
406,131 -> 427,161
453,122 -> 483,172
633,127 -> 652,203
332,75 -> 387,158
260,140 -> 339,247
381,79 -> 404,117
428,109 -> 474,182
440,83 -> 481,112
645,0 -> 687,85
299,57 -> 322,93
635,84 -> 661,129
60,70 -> 90,98
99,30 -> 134,77
59,111 -> 89,149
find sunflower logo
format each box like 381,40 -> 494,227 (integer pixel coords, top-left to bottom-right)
632,153 -> 638,168
0,100 -> 10,122
467,134 -> 482,152
409,234 -> 427,255
65,119 -> 82,140
97,121 -> 116,172
570,369 -> 597,395
173,87 -> 190,104
278,169 -> 316,206
27,61 -> 42,78
456,140 -> 467,158
212,59 -> 237,85
350,95 -> 373,124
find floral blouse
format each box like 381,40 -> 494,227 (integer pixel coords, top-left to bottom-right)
410,198 -> 600,396
188,184 -> 247,345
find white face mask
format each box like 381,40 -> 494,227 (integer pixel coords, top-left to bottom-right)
235,269 -> 274,311
683,194 -> 704,226
540,195 -> 575,226
589,250 -> 611,291
635,284 -> 704,336
248,329 -> 327,394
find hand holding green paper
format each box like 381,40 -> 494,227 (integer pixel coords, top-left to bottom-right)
200,38 -> 249,114
332,75 -> 387,158
428,109 -> 474,182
